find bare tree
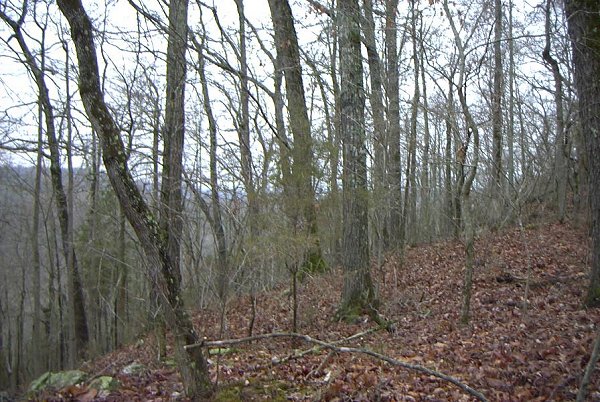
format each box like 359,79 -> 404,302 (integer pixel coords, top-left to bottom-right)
490,0 -> 504,227
385,0 -> 402,248
543,0 -> 568,223
56,0 -> 212,398
443,0 -> 482,324
0,2 -> 89,364
362,0 -> 387,259
268,0 -> 325,273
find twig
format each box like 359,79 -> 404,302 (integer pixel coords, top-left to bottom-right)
270,324 -> 389,371
185,332 -> 488,401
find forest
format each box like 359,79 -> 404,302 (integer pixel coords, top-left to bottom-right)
0,0 -> 599,400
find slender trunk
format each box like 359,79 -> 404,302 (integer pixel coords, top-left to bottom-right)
0,10 -> 90,361
234,0 -> 258,237
64,41 -> 88,364
386,0 -> 402,247
115,208 -> 127,348
491,0 -> 504,227
329,6 -> 342,260
405,1 -> 420,244
268,0 -> 325,273
31,29 -> 45,376
57,0 -> 212,397
507,0 -> 516,192
16,270 -> 25,388
443,0 -> 481,324
445,79 -> 455,237
196,33 -> 229,335
543,0 -> 568,223
362,0 -> 387,255
419,24 -> 431,240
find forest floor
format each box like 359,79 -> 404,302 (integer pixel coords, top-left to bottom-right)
40,222 -> 599,401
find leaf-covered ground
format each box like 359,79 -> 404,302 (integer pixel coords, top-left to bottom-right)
43,223 -> 600,401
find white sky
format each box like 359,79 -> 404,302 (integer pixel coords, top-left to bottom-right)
0,0 -> 559,175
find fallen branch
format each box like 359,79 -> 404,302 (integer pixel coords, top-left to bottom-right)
278,323 -> 388,364
186,332 -> 488,401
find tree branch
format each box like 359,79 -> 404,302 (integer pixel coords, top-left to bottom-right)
186,331 -> 488,401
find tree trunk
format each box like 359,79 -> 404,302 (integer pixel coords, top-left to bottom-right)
362,0 -> 387,256
195,30 -> 229,336
443,0 -> 481,324
337,0 -> 378,320
419,22 -> 432,240
386,0 -> 402,248
544,0 -> 568,224
405,0 -> 420,244
490,0 -> 504,227
31,23 -> 45,376
268,0 -> 325,273
565,0 -> 600,307
56,0 -> 212,398
233,0 -> 259,238
507,0 -> 516,193
0,8 -> 89,362
445,79 -> 456,237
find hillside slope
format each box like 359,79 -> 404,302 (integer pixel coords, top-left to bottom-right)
36,223 -> 600,401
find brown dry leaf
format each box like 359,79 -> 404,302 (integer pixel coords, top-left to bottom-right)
75,388 -> 98,402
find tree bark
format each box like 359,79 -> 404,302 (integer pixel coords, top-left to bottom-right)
362,0 -> 387,254
268,0 -> 325,273
564,0 -> 600,307
544,0 -> 568,224
337,0 -> 378,320
490,0 -> 504,227
386,0 -> 402,248
31,15 -> 46,376
56,0 -> 212,398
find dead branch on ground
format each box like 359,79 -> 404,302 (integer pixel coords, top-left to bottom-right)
185,331 -> 488,401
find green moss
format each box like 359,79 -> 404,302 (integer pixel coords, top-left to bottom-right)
213,386 -> 241,402
334,302 -> 362,323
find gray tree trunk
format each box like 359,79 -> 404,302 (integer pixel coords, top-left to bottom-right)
337,0 -> 378,320
386,0 -> 402,248
544,0 -> 568,224
268,0 -> 325,273
233,0 -> 259,238
362,0 -> 387,255
56,0 -> 212,398
565,0 -> 600,307
491,0 -> 504,227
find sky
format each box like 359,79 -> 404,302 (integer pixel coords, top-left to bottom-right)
0,0 -> 558,174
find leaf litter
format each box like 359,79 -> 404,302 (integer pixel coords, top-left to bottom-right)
44,223 -> 599,401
